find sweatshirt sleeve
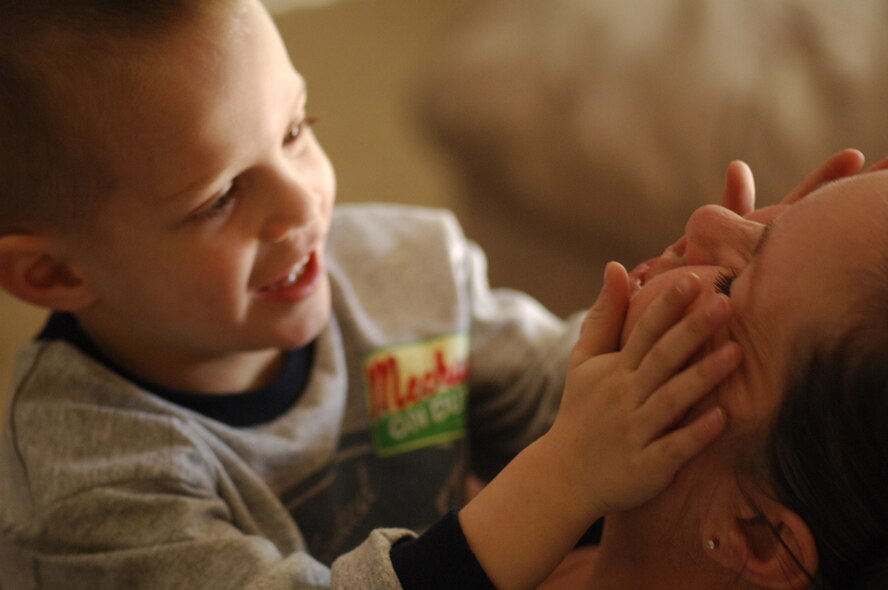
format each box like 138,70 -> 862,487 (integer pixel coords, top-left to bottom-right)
387,510 -> 495,590
4,491 -> 425,590
0,381 -> 416,590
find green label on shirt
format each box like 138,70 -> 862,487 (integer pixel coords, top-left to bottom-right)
362,333 -> 469,457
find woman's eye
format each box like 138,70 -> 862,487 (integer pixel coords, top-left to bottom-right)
714,269 -> 738,296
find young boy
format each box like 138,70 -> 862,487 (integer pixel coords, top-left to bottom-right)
0,1 -> 735,588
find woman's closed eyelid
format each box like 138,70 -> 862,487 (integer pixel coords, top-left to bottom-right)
714,269 -> 738,296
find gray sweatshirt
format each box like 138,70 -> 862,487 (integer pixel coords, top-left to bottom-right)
0,204 -> 582,589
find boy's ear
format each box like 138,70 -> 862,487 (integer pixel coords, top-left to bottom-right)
703,491 -> 818,589
0,233 -> 96,312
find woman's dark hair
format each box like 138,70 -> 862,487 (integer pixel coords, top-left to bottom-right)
766,320 -> 888,589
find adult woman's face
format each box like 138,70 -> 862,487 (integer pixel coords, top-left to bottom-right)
623,170 -> 888,428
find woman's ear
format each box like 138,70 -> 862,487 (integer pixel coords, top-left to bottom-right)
703,492 -> 818,589
0,233 -> 96,312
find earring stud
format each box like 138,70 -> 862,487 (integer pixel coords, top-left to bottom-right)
706,538 -> 720,550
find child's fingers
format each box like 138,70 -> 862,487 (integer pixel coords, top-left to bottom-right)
782,148 -> 864,205
864,154 -> 888,173
720,160 -> 755,216
571,262 -> 630,366
620,274 -> 702,368
639,405 -> 727,478
637,341 -> 741,438
632,294 -> 732,396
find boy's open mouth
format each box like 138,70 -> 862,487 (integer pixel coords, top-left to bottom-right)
260,253 -> 313,293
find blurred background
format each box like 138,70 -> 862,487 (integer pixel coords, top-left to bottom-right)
4,0 -> 888,399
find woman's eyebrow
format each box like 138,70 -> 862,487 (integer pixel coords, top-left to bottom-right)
752,220 -> 775,257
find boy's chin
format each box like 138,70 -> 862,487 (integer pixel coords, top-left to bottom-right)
277,287 -> 332,348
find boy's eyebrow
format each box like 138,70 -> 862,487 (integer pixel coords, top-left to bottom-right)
164,75 -> 308,206
164,170 -> 220,204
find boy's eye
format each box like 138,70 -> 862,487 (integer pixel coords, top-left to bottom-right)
713,269 -> 738,296
194,182 -> 238,221
284,115 -> 317,147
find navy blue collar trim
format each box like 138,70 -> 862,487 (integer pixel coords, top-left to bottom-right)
38,313 -> 314,428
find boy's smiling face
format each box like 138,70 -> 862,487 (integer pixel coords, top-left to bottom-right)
60,0 -> 337,392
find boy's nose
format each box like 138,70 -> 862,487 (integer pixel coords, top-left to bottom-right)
260,168 -> 319,243
683,205 -> 764,270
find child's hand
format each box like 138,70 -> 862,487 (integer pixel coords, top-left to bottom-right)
721,148 -> 865,221
548,262 -> 740,520
458,262 -> 740,588
637,149 -> 867,286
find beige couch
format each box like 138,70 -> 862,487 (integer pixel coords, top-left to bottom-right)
419,0 -> 888,315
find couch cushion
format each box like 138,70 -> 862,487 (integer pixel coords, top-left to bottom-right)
420,0 -> 888,267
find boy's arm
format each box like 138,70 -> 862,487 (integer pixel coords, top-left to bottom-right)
385,150 -> 864,589
1,356 -> 415,590
458,263 -> 736,589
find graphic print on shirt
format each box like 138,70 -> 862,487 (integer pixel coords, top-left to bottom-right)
362,332 -> 469,457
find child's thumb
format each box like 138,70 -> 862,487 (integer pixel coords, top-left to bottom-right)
571,262 -> 630,366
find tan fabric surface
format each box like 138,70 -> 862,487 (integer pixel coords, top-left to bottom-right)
421,0 -> 888,313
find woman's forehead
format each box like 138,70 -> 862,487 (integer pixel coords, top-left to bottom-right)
743,171 -> 888,383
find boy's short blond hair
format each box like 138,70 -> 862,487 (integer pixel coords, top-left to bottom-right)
0,1 -> 225,234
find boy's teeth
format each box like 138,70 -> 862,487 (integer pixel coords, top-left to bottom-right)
267,256 -> 310,291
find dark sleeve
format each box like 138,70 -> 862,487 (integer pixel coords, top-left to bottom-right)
390,509 -> 495,590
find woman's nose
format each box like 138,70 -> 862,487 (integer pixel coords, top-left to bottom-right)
683,205 -> 764,269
